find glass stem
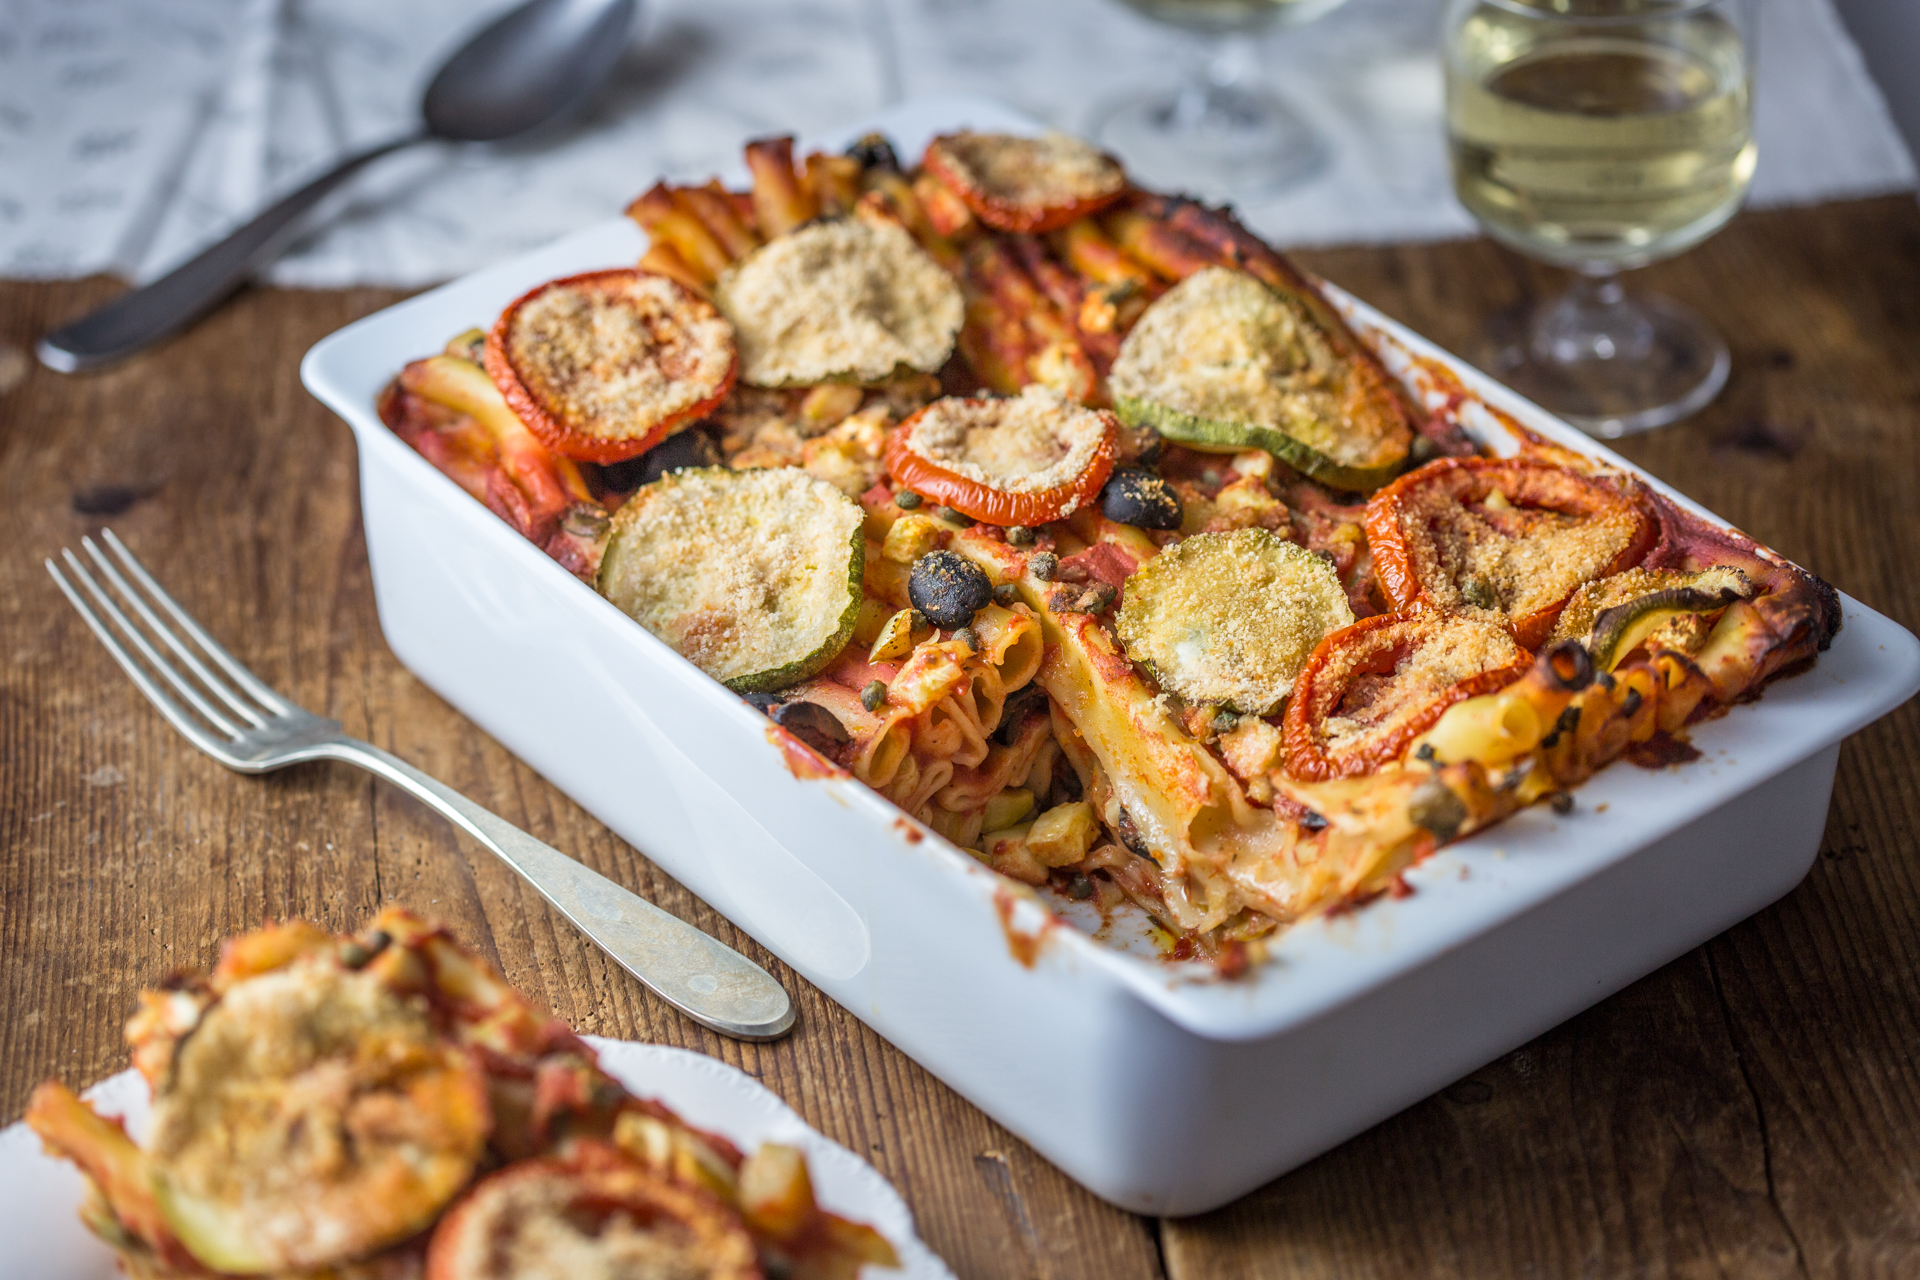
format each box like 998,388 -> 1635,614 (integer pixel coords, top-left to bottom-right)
1530,271 -> 1657,366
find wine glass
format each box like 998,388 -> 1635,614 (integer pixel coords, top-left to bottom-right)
1443,0 -> 1757,438
1095,0 -> 1352,200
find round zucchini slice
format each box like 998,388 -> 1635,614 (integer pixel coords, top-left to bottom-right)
1114,528 -> 1355,715
713,215 -> 963,387
147,960 -> 490,1273
597,467 -> 864,692
1109,266 -> 1412,492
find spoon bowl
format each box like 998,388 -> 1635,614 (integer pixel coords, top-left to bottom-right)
425,0 -> 639,143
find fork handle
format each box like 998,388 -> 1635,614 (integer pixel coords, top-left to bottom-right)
319,737 -> 796,1041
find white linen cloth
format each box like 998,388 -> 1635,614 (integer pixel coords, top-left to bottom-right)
0,0 -> 1910,287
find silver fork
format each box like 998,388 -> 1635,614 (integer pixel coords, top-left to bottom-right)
47,529 -> 795,1041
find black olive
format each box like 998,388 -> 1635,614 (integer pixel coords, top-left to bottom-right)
596,427 -> 720,492
846,132 -> 900,172
1099,466 -> 1182,530
1299,809 -> 1329,832
770,700 -> 851,754
908,550 -> 992,630
995,684 -> 1046,745
742,691 -> 784,715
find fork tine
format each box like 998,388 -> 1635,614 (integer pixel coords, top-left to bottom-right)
80,537 -> 269,730
59,548 -> 244,739
47,555 -> 236,752
99,528 -> 297,716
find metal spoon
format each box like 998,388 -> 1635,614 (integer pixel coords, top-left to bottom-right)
37,0 -> 638,373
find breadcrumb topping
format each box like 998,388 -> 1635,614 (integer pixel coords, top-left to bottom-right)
931,132 -> 1124,211
1318,615 -> 1523,758
1394,473 -> 1646,624
904,385 -> 1107,496
715,217 -> 962,386
1110,266 -> 1392,468
507,274 -> 733,442
598,468 -> 861,688
1115,527 -> 1354,715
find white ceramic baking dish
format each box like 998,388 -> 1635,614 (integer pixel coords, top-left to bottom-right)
302,96 -> 1920,1216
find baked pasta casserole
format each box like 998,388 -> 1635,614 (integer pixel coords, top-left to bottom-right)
373,129 -> 1840,972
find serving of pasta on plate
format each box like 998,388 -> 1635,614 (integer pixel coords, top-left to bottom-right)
374,128 -> 1839,974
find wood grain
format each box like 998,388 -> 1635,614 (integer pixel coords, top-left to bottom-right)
4,195 -> 1918,1279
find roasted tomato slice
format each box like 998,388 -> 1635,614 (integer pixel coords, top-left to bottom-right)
883,384 -> 1118,526
1282,611 -> 1530,781
921,131 -> 1127,233
427,1142 -> 762,1280
1364,456 -> 1657,648
486,268 -> 737,464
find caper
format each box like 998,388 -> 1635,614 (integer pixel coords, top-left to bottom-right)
1549,791 -> 1575,815
953,626 -> 982,654
861,680 -> 888,712
908,550 -> 993,629
1460,577 -> 1498,610
561,503 -> 610,538
992,582 -> 1019,606
1066,873 -> 1095,901
895,490 -> 923,509
1006,525 -> 1037,547
1030,551 -> 1060,581
1210,707 -> 1239,736
934,505 -> 973,527
1099,466 -> 1182,531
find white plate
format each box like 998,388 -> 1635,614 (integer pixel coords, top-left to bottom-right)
0,1038 -> 951,1280
299,95 -> 1920,1213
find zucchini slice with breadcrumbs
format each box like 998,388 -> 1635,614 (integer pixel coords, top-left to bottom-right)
1109,266 -> 1413,492
597,468 -> 864,692
1114,528 -> 1354,716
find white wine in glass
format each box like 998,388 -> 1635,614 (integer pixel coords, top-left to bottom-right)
1444,0 -> 1757,437
1097,0 -> 1351,198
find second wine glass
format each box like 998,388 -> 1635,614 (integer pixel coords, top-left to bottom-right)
1096,0 -> 1351,200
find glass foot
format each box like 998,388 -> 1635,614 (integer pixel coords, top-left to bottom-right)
1484,277 -> 1730,439
1093,82 -> 1328,201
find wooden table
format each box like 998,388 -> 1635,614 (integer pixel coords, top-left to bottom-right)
5,196 -> 1918,1279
